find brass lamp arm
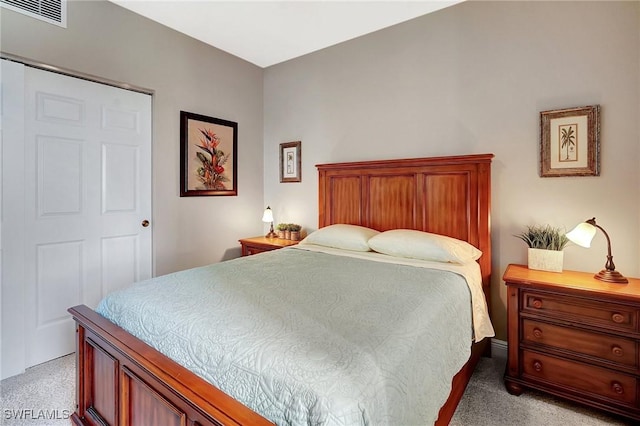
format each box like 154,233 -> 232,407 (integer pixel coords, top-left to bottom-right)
586,218 -> 616,271
584,217 -> 627,283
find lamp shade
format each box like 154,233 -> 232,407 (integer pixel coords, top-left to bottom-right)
262,206 -> 274,223
566,222 -> 597,248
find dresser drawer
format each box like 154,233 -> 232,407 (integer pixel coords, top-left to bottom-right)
522,351 -> 637,406
522,290 -> 637,333
522,319 -> 637,368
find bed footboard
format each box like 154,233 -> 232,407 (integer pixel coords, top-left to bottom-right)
68,305 -> 274,426
69,303 -> 487,426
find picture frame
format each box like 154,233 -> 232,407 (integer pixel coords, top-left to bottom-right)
540,105 -> 600,177
279,141 -> 301,183
180,111 -> 238,196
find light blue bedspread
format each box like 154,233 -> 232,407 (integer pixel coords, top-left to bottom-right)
97,248 -> 472,425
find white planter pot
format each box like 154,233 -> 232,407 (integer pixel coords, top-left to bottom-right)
528,248 -> 564,272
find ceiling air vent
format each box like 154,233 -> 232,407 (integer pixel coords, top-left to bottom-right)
1,0 -> 66,28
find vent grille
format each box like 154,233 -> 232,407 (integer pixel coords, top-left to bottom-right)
1,0 -> 66,27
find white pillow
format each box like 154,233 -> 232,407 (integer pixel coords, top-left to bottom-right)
368,229 -> 482,264
299,224 -> 379,252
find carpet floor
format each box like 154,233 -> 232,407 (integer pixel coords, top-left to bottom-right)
0,354 -> 634,425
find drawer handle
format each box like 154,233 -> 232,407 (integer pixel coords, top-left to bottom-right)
532,360 -> 543,372
531,299 -> 543,309
611,381 -> 624,395
611,313 -> 625,324
532,328 -> 543,339
612,345 -> 624,357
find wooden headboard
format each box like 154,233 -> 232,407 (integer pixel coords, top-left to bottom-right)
317,154 -> 493,302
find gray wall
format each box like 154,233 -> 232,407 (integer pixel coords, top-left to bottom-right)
1,0 -> 264,275
264,1 -> 640,340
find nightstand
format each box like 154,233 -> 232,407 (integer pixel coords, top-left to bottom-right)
503,264 -> 640,422
238,236 -> 299,256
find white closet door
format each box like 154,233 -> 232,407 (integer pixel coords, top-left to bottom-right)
1,60 -> 152,375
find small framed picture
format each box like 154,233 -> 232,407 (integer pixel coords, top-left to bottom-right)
280,141 -> 301,183
180,111 -> 238,196
540,105 -> 600,177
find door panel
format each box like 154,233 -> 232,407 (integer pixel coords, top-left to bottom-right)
36,241 -> 84,327
102,235 -> 139,296
38,135 -> 84,216
102,143 -> 139,213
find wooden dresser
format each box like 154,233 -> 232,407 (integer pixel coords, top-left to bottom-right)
503,264 -> 640,421
239,236 -> 299,256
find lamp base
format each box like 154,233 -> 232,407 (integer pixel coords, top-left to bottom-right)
265,231 -> 278,239
594,269 -> 629,284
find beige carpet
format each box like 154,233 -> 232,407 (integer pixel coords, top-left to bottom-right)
0,354 -> 634,425
1,354 -> 75,425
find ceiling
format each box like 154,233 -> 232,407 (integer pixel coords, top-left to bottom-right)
109,1 -> 463,68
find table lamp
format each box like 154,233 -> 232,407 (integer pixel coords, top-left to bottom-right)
262,206 -> 277,239
565,217 -> 628,284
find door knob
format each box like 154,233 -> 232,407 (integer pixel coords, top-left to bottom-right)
141,220 -> 150,227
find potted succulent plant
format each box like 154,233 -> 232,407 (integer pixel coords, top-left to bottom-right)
289,224 -> 302,241
276,223 -> 287,239
515,224 -> 569,272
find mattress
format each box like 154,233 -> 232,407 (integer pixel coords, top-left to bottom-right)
96,246 -> 488,425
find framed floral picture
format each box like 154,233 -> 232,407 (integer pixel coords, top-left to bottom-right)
279,141 -> 301,183
180,111 -> 238,196
540,105 -> 600,177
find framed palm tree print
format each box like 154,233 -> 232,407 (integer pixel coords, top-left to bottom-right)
540,105 -> 600,177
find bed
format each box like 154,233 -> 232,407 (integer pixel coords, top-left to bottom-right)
68,153 -> 494,426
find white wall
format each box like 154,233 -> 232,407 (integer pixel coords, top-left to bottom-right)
264,1 -> 640,340
1,0 -> 265,276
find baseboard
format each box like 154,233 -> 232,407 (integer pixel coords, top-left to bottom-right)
491,338 -> 507,360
